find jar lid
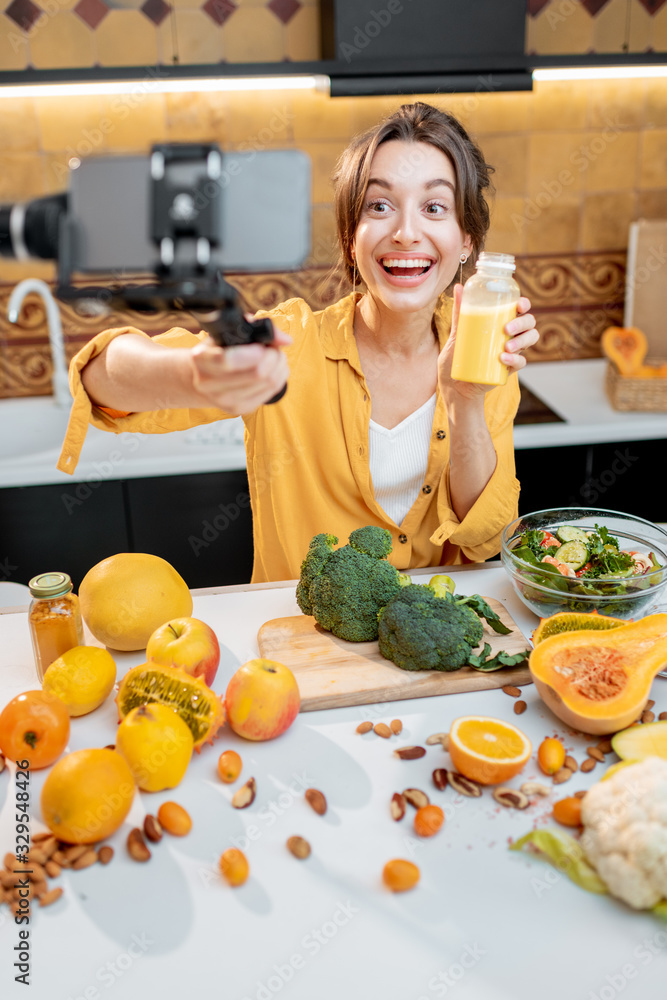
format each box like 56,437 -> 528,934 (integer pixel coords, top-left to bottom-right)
476,251 -> 516,272
28,572 -> 73,598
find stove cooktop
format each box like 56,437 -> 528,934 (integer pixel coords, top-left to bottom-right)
515,383 -> 565,424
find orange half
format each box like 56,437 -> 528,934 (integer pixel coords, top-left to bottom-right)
449,715 -> 532,785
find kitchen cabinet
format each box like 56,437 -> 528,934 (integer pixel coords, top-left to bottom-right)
515,438 -> 667,523
0,470 -> 253,591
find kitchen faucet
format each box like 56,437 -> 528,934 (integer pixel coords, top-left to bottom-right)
7,279 -> 71,407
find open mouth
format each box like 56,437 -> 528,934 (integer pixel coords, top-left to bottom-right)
380,257 -> 434,278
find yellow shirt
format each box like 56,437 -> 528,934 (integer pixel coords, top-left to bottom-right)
58,292 -> 521,583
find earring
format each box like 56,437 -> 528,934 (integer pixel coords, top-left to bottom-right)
459,252 -> 468,284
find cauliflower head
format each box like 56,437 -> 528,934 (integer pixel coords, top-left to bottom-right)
580,756 -> 667,910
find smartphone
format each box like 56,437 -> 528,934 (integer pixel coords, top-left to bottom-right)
65,148 -> 311,274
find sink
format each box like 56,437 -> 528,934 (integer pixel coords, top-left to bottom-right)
0,396 -> 72,463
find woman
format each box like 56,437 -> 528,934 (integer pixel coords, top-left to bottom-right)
58,102 -> 539,583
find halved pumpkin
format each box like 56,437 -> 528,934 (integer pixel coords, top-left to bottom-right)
528,614 -> 667,735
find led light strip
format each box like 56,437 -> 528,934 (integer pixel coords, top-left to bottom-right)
0,74 -> 330,99
533,66 -> 667,81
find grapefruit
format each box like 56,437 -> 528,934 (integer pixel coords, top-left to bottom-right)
40,748 -> 135,844
79,553 -> 193,651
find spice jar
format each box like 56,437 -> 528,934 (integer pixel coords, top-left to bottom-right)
451,251 -> 520,386
28,572 -> 84,682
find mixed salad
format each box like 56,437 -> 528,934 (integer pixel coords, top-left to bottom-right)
510,523 -> 664,603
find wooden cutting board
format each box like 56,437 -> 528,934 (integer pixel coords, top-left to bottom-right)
257,597 -> 532,712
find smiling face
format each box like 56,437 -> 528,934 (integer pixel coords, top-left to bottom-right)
353,140 -> 472,318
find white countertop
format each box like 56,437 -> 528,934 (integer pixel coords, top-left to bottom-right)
2,359 -> 667,487
515,358 -> 667,449
1,563 -> 667,1000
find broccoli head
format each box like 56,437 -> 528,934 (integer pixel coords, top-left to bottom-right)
378,584 -> 484,672
296,526 -> 403,642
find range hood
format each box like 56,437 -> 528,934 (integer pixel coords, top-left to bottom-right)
320,0 -> 533,95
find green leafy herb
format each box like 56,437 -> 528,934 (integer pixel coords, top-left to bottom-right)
468,644 -> 530,672
454,594 -> 512,635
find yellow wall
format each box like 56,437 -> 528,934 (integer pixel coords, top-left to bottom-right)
1,76 -> 666,285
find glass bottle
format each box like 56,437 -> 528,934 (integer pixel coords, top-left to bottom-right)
28,572 -> 84,682
451,252 -> 520,386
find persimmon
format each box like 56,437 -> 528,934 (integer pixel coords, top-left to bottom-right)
0,690 -> 70,769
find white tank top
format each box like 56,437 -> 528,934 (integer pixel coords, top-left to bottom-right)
368,393 -> 437,527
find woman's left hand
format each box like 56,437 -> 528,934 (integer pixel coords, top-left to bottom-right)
438,286 -> 540,403
500,296 -> 540,373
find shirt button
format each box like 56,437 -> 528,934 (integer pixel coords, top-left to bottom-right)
398,534 -> 408,544
422,485 -> 432,494
436,430 -> 446,440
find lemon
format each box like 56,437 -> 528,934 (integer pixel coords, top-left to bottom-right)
42,645 -> 117,717
115,703 -> 194,792
79,553 -> 193,651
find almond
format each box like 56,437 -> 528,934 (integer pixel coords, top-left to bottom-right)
595,739 -> 613,754
98,846 -> 114,866
393,745 -> 426,760
573,790 -> 588,800
38,887 -> 63,908
564,756 -> 578,772
646,699 -> 655,710
552,767 -> 573,784
586,747 -> 605,763
374,723 -> 392,739
659,711 -> 667,722
232,777 -> 257,809
356,721 -> 373,734
493,787 -> 529,810
28,847 -> 48,866
143,815 -> 163,843
513,700 -> 527,715
63,844 -> 89,863
45,860 -> 62,878
286,836 -> 311,860
432,768 -> 449,791
641,710 -> 655,724
448,772 -> 482,798
581,758 -> 596,773
502,685 -> 522,698
127,829 -> 151,863
305,788 -> 327,816
26,861 -> 47,883
390,792 -> 406,821
71,850 -> 98,871
30,832 -> 53,843
402,788 -> 430,809
390,719 -> 403,735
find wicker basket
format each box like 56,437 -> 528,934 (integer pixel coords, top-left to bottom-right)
605,361 -> 667,412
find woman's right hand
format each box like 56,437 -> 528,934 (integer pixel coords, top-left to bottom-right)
190,326 -> 292,415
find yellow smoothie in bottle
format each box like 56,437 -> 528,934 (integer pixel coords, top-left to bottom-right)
451,301 -> 518,386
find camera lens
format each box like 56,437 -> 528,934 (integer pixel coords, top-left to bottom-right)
0,193 -> 67,260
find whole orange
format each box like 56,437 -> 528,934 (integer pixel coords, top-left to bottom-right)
0,690 -> 70,769
40,748 -> 135,844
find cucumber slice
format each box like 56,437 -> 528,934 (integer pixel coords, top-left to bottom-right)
556,526 -> 589,545
556,540 -> 588,570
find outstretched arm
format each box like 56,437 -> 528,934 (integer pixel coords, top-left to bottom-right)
82,328 -> 291,416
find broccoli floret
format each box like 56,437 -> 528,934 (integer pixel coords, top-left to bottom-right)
378,584 -> 484,672
295,533 -> 337,616
296,526 -> 403,642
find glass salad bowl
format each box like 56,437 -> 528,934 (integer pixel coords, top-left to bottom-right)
501,507 -> 667,620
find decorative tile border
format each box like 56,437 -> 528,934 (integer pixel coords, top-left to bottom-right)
0,252 -> 626,397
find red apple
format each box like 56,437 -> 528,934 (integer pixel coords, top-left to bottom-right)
146,617 -> 220,687
225,658 -> 300,741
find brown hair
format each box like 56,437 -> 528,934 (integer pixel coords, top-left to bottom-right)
333,102 -> 494,286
